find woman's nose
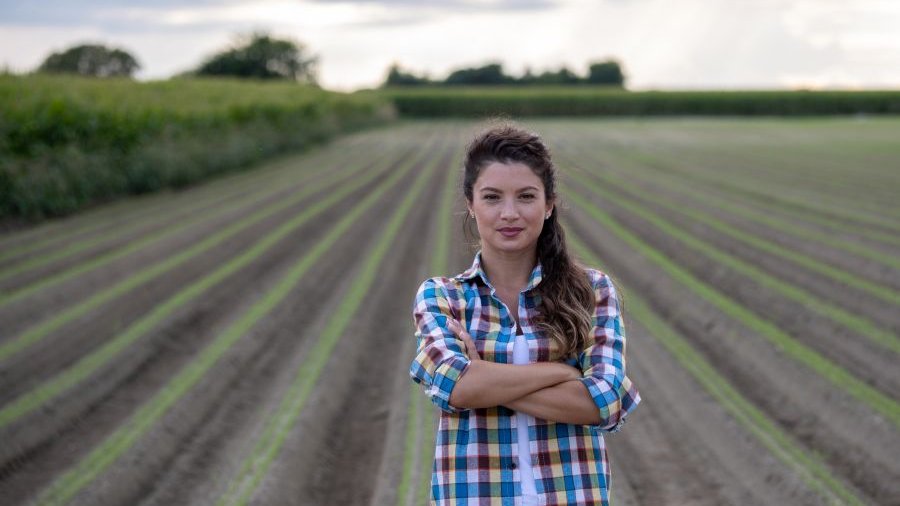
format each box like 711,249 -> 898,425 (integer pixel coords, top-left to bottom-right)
500,200 -> 518,219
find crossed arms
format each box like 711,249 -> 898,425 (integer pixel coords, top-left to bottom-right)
408,273 -> 639,432
445,321 -> 602,425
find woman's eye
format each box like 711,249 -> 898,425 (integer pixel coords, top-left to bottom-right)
484,195 -> 498,200
521,194 -> 535,199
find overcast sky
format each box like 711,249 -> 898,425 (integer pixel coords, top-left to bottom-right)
2,0 -> 899,91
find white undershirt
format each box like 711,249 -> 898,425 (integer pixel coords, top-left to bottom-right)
513,327 -> 538,500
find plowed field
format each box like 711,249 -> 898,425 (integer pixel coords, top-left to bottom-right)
1,117 -> 898,505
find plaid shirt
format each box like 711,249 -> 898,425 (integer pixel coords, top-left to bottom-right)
409,249 -> 640,506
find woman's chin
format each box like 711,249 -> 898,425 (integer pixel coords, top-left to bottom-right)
487,237 -> 536,253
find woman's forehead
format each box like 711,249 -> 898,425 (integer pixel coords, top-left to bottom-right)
476,161 -> 543,191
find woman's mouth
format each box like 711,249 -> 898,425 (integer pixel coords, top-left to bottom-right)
498,227 -> 523,237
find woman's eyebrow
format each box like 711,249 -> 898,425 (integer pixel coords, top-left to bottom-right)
479,186 -> 539,192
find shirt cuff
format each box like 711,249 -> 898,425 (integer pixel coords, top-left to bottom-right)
425,354 -> 472,414
579,375 -> 626,433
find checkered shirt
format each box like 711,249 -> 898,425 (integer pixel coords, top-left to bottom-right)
409,249 -> 640,505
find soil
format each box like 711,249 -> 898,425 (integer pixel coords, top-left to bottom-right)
1,119 -> 897,505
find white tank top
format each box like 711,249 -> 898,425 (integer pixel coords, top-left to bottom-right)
513,327 -> 539,500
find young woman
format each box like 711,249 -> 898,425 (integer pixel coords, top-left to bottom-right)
409,122 -> 640,505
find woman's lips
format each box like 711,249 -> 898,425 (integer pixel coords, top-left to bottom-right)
499,228 -> 523,237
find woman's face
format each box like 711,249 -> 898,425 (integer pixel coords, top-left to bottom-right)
467,160 -> 554,256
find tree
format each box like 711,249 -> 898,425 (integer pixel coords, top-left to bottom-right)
383,63 -> 431,86
533,66 -> 581,85
195,31 -> 318,84
587,59 -> 625,86
37,43 -> 140,78
445,63 -> 513,85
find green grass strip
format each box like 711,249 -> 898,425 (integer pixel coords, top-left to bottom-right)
0,141 -> 361,284
396,148 -> 459,506
398,370 -> 424,506
622,145 -> 900,235
0,190 -> 226,269
31,136 -> 428,506
561,155 -> 900,356
0,143 -> 370,306
216,138 -> 446,506
418,398 -> 437,506
0,145 -> 409,429
681,143 -> 900,218
618,147 -> 900,247
566,230 -> 866,506
0,146 -> 378,363
0,184 -> 252,282
581,146 -> 900,271
561,180 -> 900,429
0,137 -> 360,263
595,158 -> 900,307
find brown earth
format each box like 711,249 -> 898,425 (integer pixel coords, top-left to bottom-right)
1,118 -> 897,506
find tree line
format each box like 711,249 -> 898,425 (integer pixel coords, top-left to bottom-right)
32,32 -> 319,84
383,60 -> 625,87
30,31 -> 626,88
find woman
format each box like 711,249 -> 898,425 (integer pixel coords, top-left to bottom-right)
409,122 -> 640,506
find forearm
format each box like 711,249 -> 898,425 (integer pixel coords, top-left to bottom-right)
502,379 -> 600,425
449,360 -> 573,409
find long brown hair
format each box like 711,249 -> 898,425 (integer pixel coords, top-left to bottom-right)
461,120 -> 594,360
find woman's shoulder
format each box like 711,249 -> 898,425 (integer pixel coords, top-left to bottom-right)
581,265 -> 608,286
414,275 -> 466,301
579,266 -> 620,300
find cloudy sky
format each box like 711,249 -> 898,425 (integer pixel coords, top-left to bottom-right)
2,0 -> 899,91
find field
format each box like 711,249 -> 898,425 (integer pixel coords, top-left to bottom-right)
0,74 -> 394,221
374,86 -> 900,117
0,117 -> 898,505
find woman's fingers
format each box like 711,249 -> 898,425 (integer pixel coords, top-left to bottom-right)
448,318 -> 480,360
464,338 -> 480,360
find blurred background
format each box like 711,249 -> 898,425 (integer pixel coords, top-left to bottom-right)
1,1 -> 898,505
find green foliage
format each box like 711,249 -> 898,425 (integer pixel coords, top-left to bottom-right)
193,31 -> 318,83
520,66 -> 583,85
587,59 -> 625,86
445,63 -> 513,85
37,44 -> 140,78
0,74 -> 396,221
374,86 -> 900,116
384,63 -> 431,86
381,60 -> 626,87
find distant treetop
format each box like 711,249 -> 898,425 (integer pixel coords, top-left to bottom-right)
382,58 -> 626,87
37,43 -> 141,78
192,31 -> 319,84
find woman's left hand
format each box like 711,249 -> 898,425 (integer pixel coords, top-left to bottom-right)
448,318 -> 481,361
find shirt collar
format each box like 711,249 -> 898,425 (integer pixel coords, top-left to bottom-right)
454,249 -> 544,293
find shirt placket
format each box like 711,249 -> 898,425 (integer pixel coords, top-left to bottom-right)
490,284 -> 543,502
486,286 -> 520,489
517,291 -> 543,500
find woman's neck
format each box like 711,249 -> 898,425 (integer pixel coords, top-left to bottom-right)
480,245 -> 537,293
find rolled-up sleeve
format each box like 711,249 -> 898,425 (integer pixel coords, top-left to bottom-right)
578,269 -> 640,433
409,277 -> 473,414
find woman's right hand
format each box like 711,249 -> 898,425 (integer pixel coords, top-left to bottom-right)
447,318 -> 481,362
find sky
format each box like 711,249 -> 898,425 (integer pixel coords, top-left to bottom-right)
2,0 -> 899,92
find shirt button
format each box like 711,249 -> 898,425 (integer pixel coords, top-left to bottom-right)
510,461 -> 517,469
